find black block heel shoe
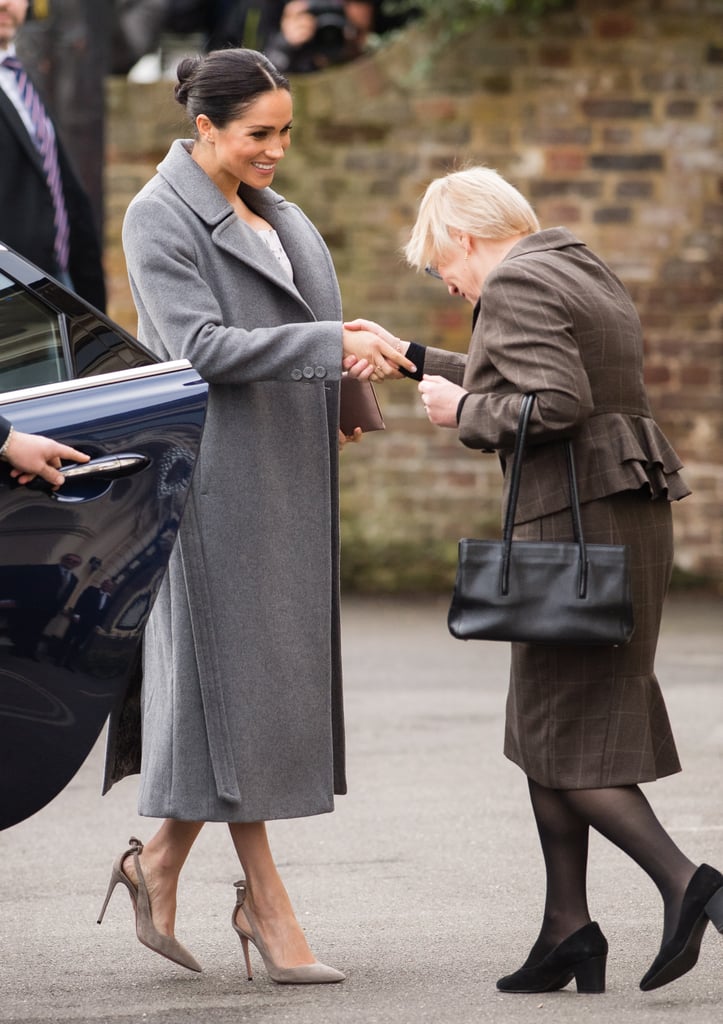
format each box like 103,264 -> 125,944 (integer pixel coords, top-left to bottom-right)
640,864 -> 723,991
496,922 -> 608,994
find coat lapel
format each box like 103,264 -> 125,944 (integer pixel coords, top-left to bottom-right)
0,86 -> 46,180
157,140 -> 315,314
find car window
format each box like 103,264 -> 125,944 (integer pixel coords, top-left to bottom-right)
69,317 -> 156,378
0,267 -> 158,390
0,271 -> 65,391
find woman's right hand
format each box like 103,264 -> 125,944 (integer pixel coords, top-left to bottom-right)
4,431 -> 90,488
342,322 -> 415,381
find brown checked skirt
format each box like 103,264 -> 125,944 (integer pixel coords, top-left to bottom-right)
504,489 -> 681,789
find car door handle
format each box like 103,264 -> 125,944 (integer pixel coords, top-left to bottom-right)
19,452 -> 152,500
59,453 -> 151,480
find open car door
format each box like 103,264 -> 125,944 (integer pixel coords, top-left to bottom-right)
0,245 -> 207,828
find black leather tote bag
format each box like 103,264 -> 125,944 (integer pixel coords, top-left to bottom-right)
448,394 -> 635,646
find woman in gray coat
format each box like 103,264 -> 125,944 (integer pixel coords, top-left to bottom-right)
97,48 -> 413,985
349,167 -> 723,995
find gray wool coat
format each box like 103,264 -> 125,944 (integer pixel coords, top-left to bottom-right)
117,139 -> 347,822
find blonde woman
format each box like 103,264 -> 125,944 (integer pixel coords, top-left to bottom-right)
350,166 -> 722,994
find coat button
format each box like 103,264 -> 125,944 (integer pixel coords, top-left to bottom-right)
291,368 -> 303,380
302,366 -> 315,379
314,366 -> 327,379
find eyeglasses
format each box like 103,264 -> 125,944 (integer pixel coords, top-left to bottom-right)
424,265 -> 443,280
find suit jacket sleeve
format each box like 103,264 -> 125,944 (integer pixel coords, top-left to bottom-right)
422,346 -> 467,386
457,263 -> 594,452
0,415 -> 10,445
122,191 -> 343,385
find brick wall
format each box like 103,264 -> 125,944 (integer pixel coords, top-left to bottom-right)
104,0 -> 723,590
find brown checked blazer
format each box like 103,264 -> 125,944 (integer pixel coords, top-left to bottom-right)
423,228 -> 689,525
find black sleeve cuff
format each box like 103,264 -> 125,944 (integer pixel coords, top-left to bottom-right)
399,341 -> 426,381
456,391 -> 471,424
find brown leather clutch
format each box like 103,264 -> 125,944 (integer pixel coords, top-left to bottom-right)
339,377 -> 385,435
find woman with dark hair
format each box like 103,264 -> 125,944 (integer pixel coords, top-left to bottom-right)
98,47 -> 412,986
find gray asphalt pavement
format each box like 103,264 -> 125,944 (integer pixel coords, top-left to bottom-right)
2,593 -> 723,1024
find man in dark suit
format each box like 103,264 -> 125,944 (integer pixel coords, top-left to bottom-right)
0,0 -> 106,310
57,577 -> 115,669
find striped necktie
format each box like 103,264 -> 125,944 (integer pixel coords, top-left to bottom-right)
2,55 -> 70,275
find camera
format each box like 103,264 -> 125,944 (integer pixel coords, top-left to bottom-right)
305,1 -> 349,61
267,0 -> 360,73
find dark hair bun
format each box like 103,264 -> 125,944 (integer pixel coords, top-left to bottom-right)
173,49 -> 290,130
174,56 -> 201,106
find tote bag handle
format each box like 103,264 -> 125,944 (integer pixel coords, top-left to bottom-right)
501,394 -> 590,599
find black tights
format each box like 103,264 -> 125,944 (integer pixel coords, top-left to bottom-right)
524,779 -> 697,964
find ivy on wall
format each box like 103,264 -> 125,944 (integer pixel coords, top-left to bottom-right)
382,0 -> 573,32
378,0 -> 574,69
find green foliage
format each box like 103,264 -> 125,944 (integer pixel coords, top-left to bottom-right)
378,0 -> 573,72
382,0 -> 572,34
382,0 -> 572,19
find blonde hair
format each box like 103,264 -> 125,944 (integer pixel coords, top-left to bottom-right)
404,167 -> 540,271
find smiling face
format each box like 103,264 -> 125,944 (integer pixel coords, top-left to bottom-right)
194,88 -> 293,194
0,0 -> 28,48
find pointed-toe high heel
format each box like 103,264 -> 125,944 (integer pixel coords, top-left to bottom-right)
640,863 -> 723,991
231,879 -> 345,984
496,922 -> 608,994
97,836 -> 202,973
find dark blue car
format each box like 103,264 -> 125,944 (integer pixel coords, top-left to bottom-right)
0,244 -> 207,829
